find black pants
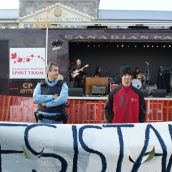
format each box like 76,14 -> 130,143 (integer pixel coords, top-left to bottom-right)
73,78 -> 82,88
35,112 -> 68,124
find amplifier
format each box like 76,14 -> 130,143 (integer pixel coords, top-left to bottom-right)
91,85 -> 106,95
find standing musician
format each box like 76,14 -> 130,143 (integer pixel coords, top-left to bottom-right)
94,66 -> 102,77
71,58 -> 89,88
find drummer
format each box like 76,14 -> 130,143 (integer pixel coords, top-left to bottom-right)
133,67 -> 143,81
132,67 -> 145,89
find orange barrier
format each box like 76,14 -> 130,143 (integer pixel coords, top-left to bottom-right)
0,95 -> 172,123
145,99 -> 172,122
9,97 -> 37,122
0,96 -> 17,121
66,100 -> 107,124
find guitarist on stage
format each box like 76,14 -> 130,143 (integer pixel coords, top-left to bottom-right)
71,58 -> 88,88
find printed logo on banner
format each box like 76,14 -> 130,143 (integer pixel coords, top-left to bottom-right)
10,48 -> 46,79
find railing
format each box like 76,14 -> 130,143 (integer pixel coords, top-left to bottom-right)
0,95 -> 172,123
145,99 -> 172,122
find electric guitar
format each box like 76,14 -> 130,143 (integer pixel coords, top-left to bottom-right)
71,64 -> 89,78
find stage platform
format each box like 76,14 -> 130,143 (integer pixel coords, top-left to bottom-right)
68,95 -> 172,101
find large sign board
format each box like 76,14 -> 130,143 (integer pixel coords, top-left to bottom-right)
10,48 -> 46,79
9,80 -> 40,96
0,122 -> 171,171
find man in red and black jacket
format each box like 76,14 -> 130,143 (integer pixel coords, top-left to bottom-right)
105,65 -> 146,123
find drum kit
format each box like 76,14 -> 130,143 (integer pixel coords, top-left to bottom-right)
132,79 -> 142,89
132,73 -> 146,89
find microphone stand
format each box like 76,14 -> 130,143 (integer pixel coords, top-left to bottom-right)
145,62 -> 150,95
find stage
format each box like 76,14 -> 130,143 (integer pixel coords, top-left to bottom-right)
0,29 -> 172,97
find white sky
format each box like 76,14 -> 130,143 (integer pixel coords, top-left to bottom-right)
0,0 -> 172,11
0,0 -> 19,9
100,0 -> 172,11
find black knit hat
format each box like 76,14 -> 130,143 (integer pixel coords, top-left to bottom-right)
120,65 -> 132,77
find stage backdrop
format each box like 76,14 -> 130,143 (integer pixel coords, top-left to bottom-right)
0,122 -> 171,172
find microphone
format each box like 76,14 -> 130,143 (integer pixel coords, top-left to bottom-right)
145,61 -> 149,65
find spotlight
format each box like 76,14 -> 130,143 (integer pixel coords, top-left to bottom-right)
51,39 -> 63,51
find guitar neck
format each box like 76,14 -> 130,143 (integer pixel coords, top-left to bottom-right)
79,66 -> 86,71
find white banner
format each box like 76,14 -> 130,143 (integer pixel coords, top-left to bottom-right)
0,122 -> 171,172
9,48 -> 46,79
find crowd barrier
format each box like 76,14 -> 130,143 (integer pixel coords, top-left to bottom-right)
0,95 -> 172,123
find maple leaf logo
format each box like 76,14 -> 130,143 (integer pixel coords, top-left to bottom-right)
11,53 -> 17,59
26,57 -> 31,62
17,57 -> 23,62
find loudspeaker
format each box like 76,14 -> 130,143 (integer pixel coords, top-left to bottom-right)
140,89 -> 149,97
151,89 -> 167,97
68,88 -> 83,97
91,85 -> 106,95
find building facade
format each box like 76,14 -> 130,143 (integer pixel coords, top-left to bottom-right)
19,0 -> 100,18
0,0 -> 100,29
18,3 -> 96,29
1,0 -> 172,29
